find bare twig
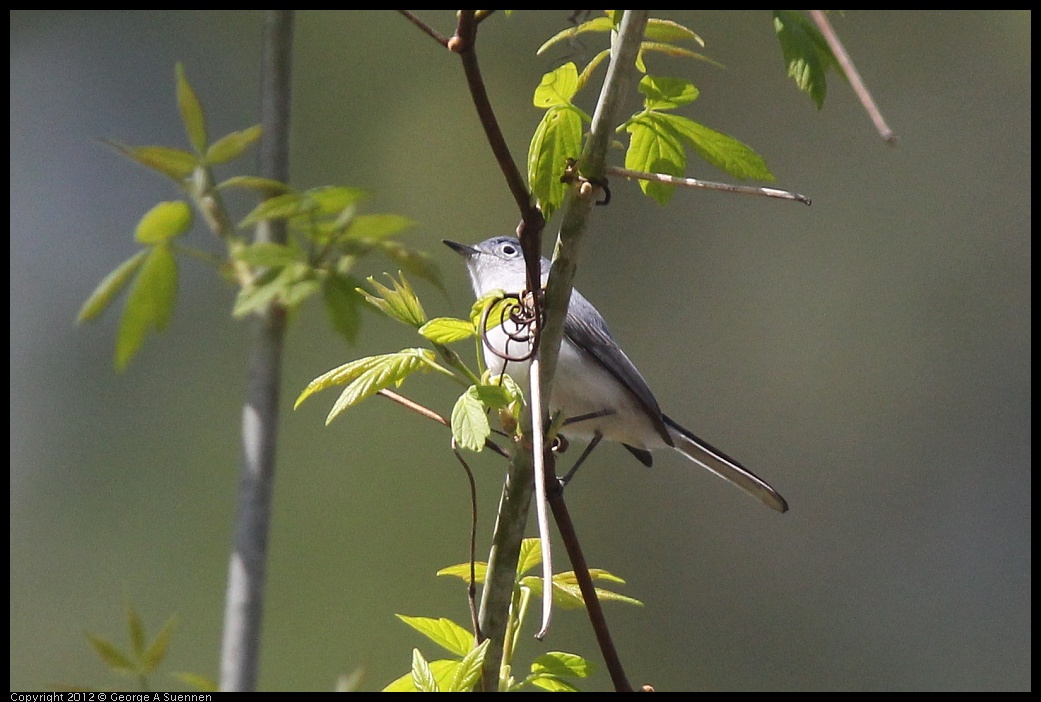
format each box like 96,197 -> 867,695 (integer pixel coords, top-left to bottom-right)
607,165 -> 812,205
377,389 -> 509,458
809,10 -> 897,144
396,10 -> 450,47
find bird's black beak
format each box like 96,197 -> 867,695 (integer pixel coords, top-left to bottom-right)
443,239 -> 477,257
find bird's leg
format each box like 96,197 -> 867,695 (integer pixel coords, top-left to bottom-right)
560,430 -> 604,487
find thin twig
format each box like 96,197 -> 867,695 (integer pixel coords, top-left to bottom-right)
529,355 -> 554,639
377,389 -> 509,458
396,10 -> 450,47
607,165 -> 812,205
809,10 -> 897,144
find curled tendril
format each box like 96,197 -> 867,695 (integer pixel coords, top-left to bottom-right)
479,289 -> 543,365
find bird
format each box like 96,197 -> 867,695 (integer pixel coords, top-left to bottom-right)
444,236 -> 788,513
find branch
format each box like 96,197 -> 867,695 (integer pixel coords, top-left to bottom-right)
606,165 -> 812,205
809,10 -> 896,144
218,10 -> 294,692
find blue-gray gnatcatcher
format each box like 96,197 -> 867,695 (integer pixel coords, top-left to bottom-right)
445,236 -> 788,513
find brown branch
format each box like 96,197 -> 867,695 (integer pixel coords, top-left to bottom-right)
809,10 -> 897,144
396,10 -> 450,48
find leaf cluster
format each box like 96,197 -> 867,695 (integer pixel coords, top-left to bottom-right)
383,538 -> 640,692
78,64 -> 438,370
528,11 -> 839,214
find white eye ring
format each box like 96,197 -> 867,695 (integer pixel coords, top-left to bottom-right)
501,244 -> 517,256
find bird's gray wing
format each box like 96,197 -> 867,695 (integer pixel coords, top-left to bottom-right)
562,288 -> 673,446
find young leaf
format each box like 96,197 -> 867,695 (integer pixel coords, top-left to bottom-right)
175,63 -> 207,154
410,648 -> 440,692
638,75 -> 699,110
644,17 -> 704,46
85,633 -> 136,674
659,112 -> 774,181
396,615 -> 474,658
238,191 -> 307,227
528,674 -> 581,692
173,672 -> 219,692
531,651 -> 594,679
126,605 -> 146,658
233,242 -> 300,268
419,317 -> 474,344
217,175 -> 293,195
533,62 -> 581,108
452,386 -> 491,452
436,560 -> 489,584
322,273 -> 363,345
76,249 -> 148,323
101,141 -> 198,182
448,639 -> 490,692
536,14 -> 614,56
135,201 -> 193,244
141,615 -> 177,674
324,349 -> 444,422
116,243 -> 177,370
517,537 -> 543,576
357,273 -> 428,328
382,659 -> 459,692
773,10 -> 840,109
204,124 -> 262,165
624,113 -> 686,204
528,105 -> 584,220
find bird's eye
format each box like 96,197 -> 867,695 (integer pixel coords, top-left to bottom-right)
501,244 -> 516,256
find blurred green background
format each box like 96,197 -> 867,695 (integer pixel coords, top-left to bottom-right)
10,11 -> 1030,691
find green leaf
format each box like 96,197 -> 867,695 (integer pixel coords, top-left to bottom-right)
217,175 -> 292,195
308,185 -> 368,218
204,124 -> 262,165
357,273 -> 428,328
638,75 -> 699,110
396,615 -> 474,657
531,651 -> 594,679
232,263 -> 317,318
238,192 -> 307,227
172,673 -> 218,692
517,537 -> 543,576
116,243 -> 177,370
382,659 -> 458,692
773,10 -> 839,109
452,386 -> 490,452
419,317 -> 474,344
374,241 -> 445,292
319,349 -> 444,422
639,41 -> 723,68
536,15 -> 614,56
233,242 -> 300,268
76,249 -> 148,323
528,674 -> 581,692
625,113 -> 686,204
436,561 -> 488,584
322,273 -> 363,345
175,63 -> 207,154
342,213 -> 415,241
126,605 -> 146,658
135,201 -> 192,244
528,105 -> 584,220
659,112 -> 775,181
448,639 -> 490,692
85,633 -> 136,674
410,648 -> 440,692
533,62 -> 580,108
644,17 -> 704,46
101,141 -> 198,182
141,614 -> 177,674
